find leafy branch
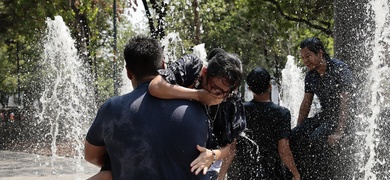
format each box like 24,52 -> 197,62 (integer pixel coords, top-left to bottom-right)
264,0 -> 333,36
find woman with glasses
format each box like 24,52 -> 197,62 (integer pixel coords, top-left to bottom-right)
148,48 -> 246,180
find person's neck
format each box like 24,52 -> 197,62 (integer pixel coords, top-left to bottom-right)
253,93 -> 271,102
131,75 -> 156,89
316,59 -> 327,76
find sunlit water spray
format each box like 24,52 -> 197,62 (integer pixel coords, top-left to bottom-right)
36,16 -> 96,174
280,55 -> 305,128
280,55 -> 321,128
359,0 -> 390,179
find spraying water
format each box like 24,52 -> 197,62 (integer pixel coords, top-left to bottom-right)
280,56 -> 324,129
359,0 -> 390,179
36,16 -> 96,175
280,55 -> 305,128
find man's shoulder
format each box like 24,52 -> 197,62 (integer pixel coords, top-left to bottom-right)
329,58 -> 350,69
274,104 -> 290,116
155,98 -> 205,114
330,58 -> 345,64
243,100 -> 257,109
263,102 -> 290,114
176,54 -> 203,68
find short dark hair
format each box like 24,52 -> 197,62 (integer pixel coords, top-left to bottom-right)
207,52 -> 243,92
246,67 -> 270,94
124,36 -> 163,80
300,37 -> 330,60
206,48 -> 226,61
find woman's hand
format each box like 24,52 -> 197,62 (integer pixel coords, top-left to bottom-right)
197,89 -> 224,106
190,145 -> 214,175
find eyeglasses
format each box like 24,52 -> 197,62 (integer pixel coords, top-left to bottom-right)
207,78 -> 232,98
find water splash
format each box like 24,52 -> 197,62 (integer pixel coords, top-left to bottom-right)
280,55 -> 322,128
36,16 -> 96,175
192,43 -> 207,65
280,56 -> 305,128
361,0 -> 390,179
161,32 -> 185,64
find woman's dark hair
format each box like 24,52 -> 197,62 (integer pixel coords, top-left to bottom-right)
207,52 -> 243,92
246,67 -> 270,94
206,48 -> 227,61
300,37 -> 331,60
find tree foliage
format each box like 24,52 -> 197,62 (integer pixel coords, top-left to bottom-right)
162,0 -> 333,92
0,0 -> 335,106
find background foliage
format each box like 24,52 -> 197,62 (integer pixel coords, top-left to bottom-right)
0,0 -> 334,107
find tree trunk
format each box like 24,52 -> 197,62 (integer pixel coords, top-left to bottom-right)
142,0 -> 166,39
70,0 -> 91,65
192,0 -> 201,45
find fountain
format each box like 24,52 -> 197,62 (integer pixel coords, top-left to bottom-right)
1,0 -> 389,179
280,55 -> 321,128
356,1 -> 390,179
231,1 -> 389,179
277,1 -> 390,179
39,15 -> 96,159
0,16 -> 99,179
280,55 -> 305,128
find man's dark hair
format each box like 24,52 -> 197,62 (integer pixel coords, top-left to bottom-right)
207,52 -> 243,92
124,36 -> 163,80
246,67 -> 270,94
300,37 -> 331,61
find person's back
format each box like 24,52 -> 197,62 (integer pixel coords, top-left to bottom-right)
244,100 -> 290,179
88,82 -> 208,179
230,67 -> 299,180
84,36 -> 209,180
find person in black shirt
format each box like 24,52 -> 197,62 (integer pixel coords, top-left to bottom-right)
289,37 -> 353,179
148,49 -> 246,179
88,48 -> 245,180
84,36 -> 209,180
230,67 -> 300,180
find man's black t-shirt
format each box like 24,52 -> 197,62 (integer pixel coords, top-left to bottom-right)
305,58 -> 353,120
242,101 -> 291,179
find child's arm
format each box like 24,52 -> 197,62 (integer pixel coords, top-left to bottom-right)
279,138 -> 300,180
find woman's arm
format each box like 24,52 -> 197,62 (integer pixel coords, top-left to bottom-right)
149,75 -> 223,105
149,75 -> 199,99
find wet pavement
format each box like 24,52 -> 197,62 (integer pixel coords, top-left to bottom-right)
0,150 -> 99,180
